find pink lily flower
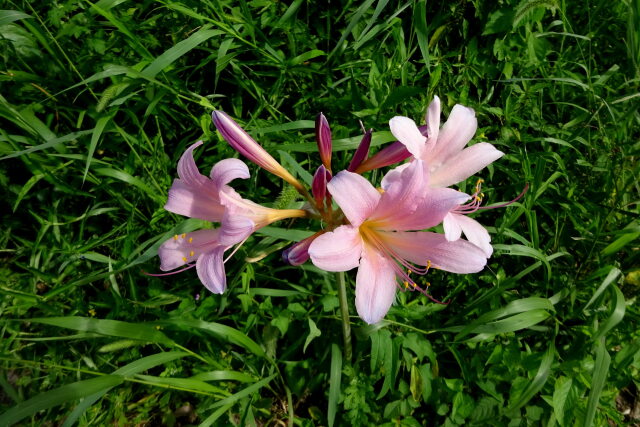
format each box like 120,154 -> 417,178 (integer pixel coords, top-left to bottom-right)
389,96 -> 505,257
158,141 -> 307,293
307,160 -> 488,324
389,95 -> 504,188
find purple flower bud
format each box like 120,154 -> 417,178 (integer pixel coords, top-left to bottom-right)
315,113 -> 332,171
212,111 -> 304,191
354,141 -> 412,173
282,231 -> 324,266
312,165 -> 332,209
347,129 -> 372,172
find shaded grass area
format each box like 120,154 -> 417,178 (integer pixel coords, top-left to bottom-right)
1,0 -> 639,425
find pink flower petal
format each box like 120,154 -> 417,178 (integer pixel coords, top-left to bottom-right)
196,246 -> 227,294
219,210 -> 255,246
427,104 -> 477,166
210,157 -> 250,188
425,95 -> 441,143
158,229 -> 221,271
389,116 -> 427,159
393,188 -> 469,231
370,160 -> 428,226
177,141 -> 208,187
164,179 -> 225,222
355,245 -> 397,324
327,171 -> 381,227
430,142 -> 504,188
443,212 -> 463,241
380,231 -> 487,273
455,214 -> 493,257
308,225 -> 362,272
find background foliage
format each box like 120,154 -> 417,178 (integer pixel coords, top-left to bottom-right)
1,0 -> 639,425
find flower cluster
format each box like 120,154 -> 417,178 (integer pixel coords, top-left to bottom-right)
156,96 -> 508,324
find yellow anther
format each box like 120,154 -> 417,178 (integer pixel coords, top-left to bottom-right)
189,251 -> 195,257
413,282 -> 417,288
426,282 -> 431,287
404,281 -> 409,288
182,256 -> 188,263
181,233 -> 186,238
188,237 -> 193,243
426,260 -> 432,269
407,269 -> 412,275
173,234 -> 179,240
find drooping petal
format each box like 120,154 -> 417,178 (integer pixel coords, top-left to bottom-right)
158,229 -> 221,271
389,116 -> 427,159
210,157 -> 250,188
196,246 -> 227,294
355,245 -> 397,324
308,225 -> 362,272
164,179 -> 225,222
454,214 -> 493,257
424,95 -> 441,143
427,104 -> 477,165
380,231 -> 488,273
429,142 -> 504,188
327,171 -> 381,227
443,212 -> 463,241
355,141 -> 411,174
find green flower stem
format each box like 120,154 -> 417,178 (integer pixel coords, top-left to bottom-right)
336,271 -> 352,362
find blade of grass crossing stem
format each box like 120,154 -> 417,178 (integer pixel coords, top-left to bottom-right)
27,317 -> 174,345
413,0 -> 430,68
207,374 -> 276,410
592,285 -> 626,342
584,267 -> 621,310
199,403 -> 234,427
163,319 -> 267,359
0,375 -> 123,425
83,115 -> 111,182
328,344 -> 342,427
509,342 -> 555,410
327,0 -> 377,60
584,338 -> 611,426
140,26 -> 222,79
63,351 -> 189,427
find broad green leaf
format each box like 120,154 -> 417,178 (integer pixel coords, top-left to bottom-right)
509,343 -> 555,409
28,317 -> 174,345
0,375 -> 123,425
0,10 -> 32,26
303,318 -> 322,353
328,344 -> 342,427
584,339 -> 611,427
141,26 -> 223,78
164,319 -> 267,359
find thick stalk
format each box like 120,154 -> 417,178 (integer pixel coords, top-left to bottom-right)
336,271 -> 352,362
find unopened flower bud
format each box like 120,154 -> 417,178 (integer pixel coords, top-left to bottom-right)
315,113 -> 332,171
212,111 -> 304,191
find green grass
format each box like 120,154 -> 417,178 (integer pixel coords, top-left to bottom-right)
1,0 -> 639,425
